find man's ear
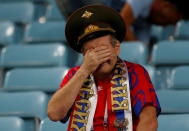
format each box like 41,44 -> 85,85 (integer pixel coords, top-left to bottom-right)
115,40 -> 120,56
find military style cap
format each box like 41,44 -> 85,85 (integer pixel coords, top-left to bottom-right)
65,5 -> 126,53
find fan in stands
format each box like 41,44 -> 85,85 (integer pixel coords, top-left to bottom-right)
47,5 -> 161,131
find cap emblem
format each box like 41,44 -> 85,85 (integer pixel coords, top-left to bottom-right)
81,10 -> 93,18
85,24 -> 99,33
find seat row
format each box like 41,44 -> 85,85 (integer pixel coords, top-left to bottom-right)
0,21 -> 66,46
1,40 -> 189,88
1,114 -> 189,131
0,0 -> 64,23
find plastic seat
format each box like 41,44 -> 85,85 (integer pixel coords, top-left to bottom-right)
39,117 -> 69,131
3,67 -> 68,92
0,116 -> 25,131
151,41 -> 189,65
0,91 -> 48,120
24,21 -> 66,43
0,21 -> 16,45
157,90 -> 189,114
120,42 -> 148,65
174,20 -> 189,40
170,66 -> 189,89
150,25 -> 175,42
0,43 -> 80,68
46,0 -> 64,20
151,41 -> 189,89
0,91 -> 48,131
0,2 -> 34,23
158,114 -> 189,131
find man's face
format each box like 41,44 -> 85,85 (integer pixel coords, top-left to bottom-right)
149,0 -> 182,26
82,35 -> 120,78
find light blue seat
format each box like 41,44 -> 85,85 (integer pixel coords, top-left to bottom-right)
0,91 -> 48,119
0,43 -> 80,68
0,21 -> 16,45
46,0 -> 65,20
3,67 -> 68,92
174,20 -> 189,40
150,25 -> 175,41
24,21 -> 66,43
0,2 -> 34,23
39,117 -> 69,131
0,116 -> 25,131
151,41 -> 189,65
170,66 -> 189,89
151,41 -> 189,89
157,90 -> 189,113
0,91 -> 49,131
158,114 -> 189,131
120,42 -> 148,65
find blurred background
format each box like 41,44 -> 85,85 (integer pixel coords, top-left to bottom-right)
0,0 -> 189,131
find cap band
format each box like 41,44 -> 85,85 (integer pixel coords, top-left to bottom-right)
78,24 -> 116,44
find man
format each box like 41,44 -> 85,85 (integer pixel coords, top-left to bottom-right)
103,0 -> 189,44
47,5 -> 161,131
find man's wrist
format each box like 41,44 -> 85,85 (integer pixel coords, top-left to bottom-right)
78,67 -> 91,78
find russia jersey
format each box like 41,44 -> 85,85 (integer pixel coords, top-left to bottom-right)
59,61 -> 161,131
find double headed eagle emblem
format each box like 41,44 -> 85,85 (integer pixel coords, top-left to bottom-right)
81,10 -> 93,18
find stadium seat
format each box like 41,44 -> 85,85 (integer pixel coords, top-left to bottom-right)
0,91 -> 48,119
170,66 -> 189,89
0,91 -> 49,131
158,114 -> 189,131
0,21 -> 16,45
0,116 -> 25,131
151,41 -> 189,89
151,41 -> 189,65
46,0 -> 64,20
3,67 -> 68,92
174,20 -> 189,40
24,21 -> 66,43
120,41 -> 148,65
0,2 -> 34,23
0,43 -> 80,68
39,117 -> 69,131
157,90 -> 189,113
150,25 -> 175,42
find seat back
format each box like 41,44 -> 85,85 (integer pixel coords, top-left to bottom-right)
151,41 -> 189,89
0,2 -> 34,23
0,91 -> 48,120
3,67 -> 68,92
151,41 -> 189,65
170,66 -> 189,89
0,116 -> 25,131
174,20 -> 189,40
0,44 -> 71,68
158,114 -> 189,131
0,21 -> 16,45
39,117 -> 69,131
46,0 -> 65,20
157,90 -> 189,113
120,42 -> 148,65
24,21 -> 66,43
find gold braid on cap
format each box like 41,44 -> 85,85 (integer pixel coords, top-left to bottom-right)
77,24 -> 116,44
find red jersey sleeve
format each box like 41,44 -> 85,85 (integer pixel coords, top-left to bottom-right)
127,62 -> 161,118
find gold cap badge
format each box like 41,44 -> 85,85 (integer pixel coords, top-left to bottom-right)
81,10 -> 93,18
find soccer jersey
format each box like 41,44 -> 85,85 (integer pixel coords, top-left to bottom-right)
59,61 -> 161,131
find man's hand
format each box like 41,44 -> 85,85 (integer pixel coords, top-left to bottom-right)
80,46 -> 112,74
